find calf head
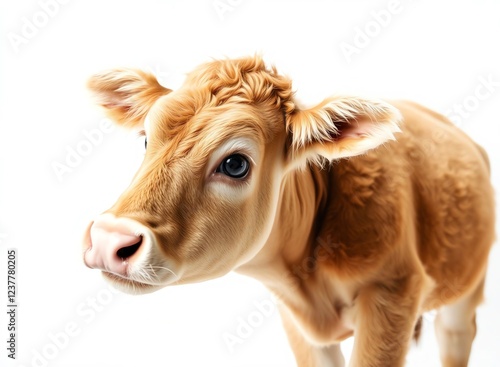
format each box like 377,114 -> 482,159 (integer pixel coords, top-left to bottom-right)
82,56 -> 401,294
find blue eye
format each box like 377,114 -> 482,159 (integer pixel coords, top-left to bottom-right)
217,154 -> 250,179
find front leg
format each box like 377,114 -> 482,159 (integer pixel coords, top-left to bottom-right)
279,305 -> 345,367
349,274 -> 427,367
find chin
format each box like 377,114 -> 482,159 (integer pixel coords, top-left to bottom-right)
102,271 -> 168,295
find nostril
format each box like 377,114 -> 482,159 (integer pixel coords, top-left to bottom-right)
116,237 -> 142,260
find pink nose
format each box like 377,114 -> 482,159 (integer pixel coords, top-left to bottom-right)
83,214 -> 146,276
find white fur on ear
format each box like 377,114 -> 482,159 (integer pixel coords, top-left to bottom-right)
287,96 -> 402,164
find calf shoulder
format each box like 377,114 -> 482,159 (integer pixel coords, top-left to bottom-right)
314,100 -> 494,306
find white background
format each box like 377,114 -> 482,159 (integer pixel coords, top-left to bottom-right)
1,1 -> 499,366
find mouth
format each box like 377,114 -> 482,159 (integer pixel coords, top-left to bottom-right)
101,259 -> 182,294
102,271 -> 164,294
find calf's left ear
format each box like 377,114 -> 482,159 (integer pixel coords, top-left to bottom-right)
87,69 -> 171,128
286,96 -> 402,165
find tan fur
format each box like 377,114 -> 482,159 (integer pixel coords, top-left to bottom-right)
84,56 -> 495,366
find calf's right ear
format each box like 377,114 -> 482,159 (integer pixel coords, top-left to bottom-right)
286,96 -> 402,167
87,69 -> 171,128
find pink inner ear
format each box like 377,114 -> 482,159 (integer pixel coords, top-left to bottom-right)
331,117 -> 371,140
101,92 -> 132,109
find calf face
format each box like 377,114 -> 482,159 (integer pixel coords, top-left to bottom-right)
82,56 -> 401,294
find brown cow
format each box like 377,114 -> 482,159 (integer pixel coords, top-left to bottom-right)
82,56 -> 495,367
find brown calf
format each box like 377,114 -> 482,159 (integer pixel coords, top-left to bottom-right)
83,56 -> 495,367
